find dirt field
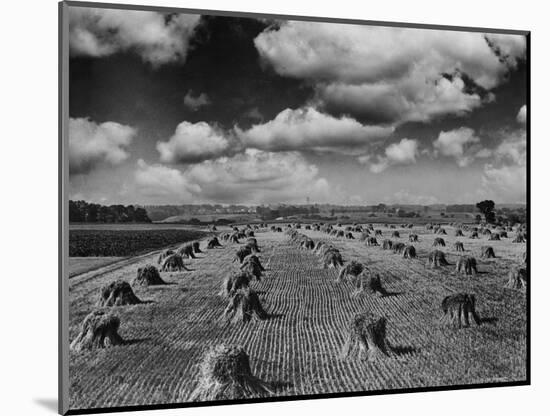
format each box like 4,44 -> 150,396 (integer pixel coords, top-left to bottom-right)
68,224 -> 527,410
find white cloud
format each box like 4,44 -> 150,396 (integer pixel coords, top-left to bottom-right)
134,159 -> 201,200
157,121 -> 236,164
363,138 -> 418,173
385,138 -> 418,164
237,107 -> 393,154
433,127 -> 481,167
481,164 -> 526,203
134,150 -> 330,204
318,74 -> 483,124
69,117 -> 136,175
183,91 -> 211,111
480,128 -> 526,203
255,22 -> 525,124
517,105 -> 527,124
69,8 -> 200,66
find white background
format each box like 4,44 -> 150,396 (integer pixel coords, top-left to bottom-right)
1,0 -> 546,415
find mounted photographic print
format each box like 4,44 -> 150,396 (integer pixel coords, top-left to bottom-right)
59,1 -> 530,414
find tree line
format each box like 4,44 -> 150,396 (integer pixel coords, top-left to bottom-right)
69,200 -> 151,223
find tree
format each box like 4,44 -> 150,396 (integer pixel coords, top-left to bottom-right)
476,200 -> 496,224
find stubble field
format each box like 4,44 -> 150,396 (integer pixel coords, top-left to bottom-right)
68,223 -> 527,410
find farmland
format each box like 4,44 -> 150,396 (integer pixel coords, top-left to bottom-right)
69,228 -> 208,257
68,222 -> 527,410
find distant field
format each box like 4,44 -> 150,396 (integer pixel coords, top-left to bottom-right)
69,223 -> 526,409
69,257 -> 124,277
159,213 -> 257,223
69,228 -> 208,257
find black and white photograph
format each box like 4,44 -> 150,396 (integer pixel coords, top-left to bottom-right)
61,1 -> 528,414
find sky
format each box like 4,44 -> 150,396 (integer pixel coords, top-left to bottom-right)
67,6 -> 528,206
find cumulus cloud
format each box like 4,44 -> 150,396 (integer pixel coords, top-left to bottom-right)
183,91 -> 211,111
237,107 -> 393,154
362,138 -> 418,173
254,22 -> 526,124
517,104 -> 527,124
480,127 -> 526,202
69,8 -> 200,66
134,159 -> 201,200
433,127 -> 484,167
318,74 -> 483,124
157,121 -> 237,164
134,150 -> 330,204
69,117 -> 136,175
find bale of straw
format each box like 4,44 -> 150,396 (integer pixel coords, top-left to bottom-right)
97,280 -> 141,307
300,239 -> 315,250
313,241 -> 326,254
489,233 -> 501,241
499,231 -> 508,238
234,246 -> 252,263
433,237 -> 446,247
161,254 -> 189,272
375,229 -> 382,236
409,234 -> 419,242
340,312 -> 389,361
480,246 -> 496,259
454,242 -> 465,252
426,250 -> 450,267
337,260 -> 364,283
323,249 -> 344,269
246,230 -> 255,237
241,261 -> 263,281
158,249 -> 175,265
392,230 -> 400,238
207,237 -> 222,249
229,234 -> 240,244
224,288 -> 268,323
392,242 -> 406,254
336,230 -> 345,238
359,231 -> 370,241
469,231 -> 479,239
440,293 -> 481,328
456,256 -> 477,276
366,237 -> 379,247
240,254 -> 265,272
134,264 -> 165,286
345,232 -> 355,239
402,245 -> 416,259
70,310 -> 124,352
246,238 -> 261,253
353,270 -> 388,297
455,229 -> 464,237
505,266 -> 527,290
436,228 -> 447,235
220,272 -> 250,298
513,233 -> 526,243
192,241 -> 202,254
179,244 -> 196,259
189,345 -> 274,401
382,239 -> 393,250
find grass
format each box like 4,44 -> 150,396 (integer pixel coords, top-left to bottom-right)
67,224 -> 527,410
